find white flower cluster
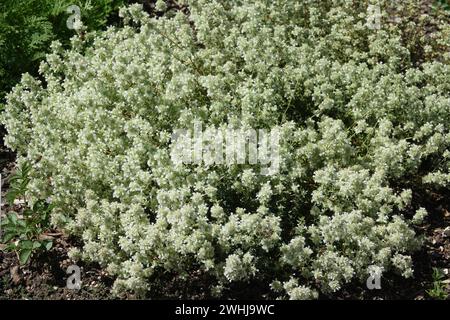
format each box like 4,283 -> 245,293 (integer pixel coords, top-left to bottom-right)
2,0 -> 450,298
169,121 -> 280,175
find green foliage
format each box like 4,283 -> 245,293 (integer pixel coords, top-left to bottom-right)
426,268 -> 449,300
1,0 -> 450,298
5,161 -> 31,205
0,0 -> 53,103
1,162 -> 54,265
434,0 -> 450,11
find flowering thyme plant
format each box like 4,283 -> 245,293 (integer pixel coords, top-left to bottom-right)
1,0 -> 450,298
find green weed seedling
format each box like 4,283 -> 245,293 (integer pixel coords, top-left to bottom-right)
1,162 -> 54,265
426,268 -> 449,300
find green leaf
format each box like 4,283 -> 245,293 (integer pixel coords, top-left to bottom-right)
2,232 -> 16,243
0,217 -> 8,226
7,212 -> 18,225
19,249 -> 32,265
33,241 -> 42,249
6,190 -> 19,205
20,240 -> 33,249
16,219 -> 26,228
42,240 -> 53,251
2,225 -> 17,233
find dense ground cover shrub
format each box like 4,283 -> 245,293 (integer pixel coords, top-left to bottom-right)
2,0 -> 450,298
